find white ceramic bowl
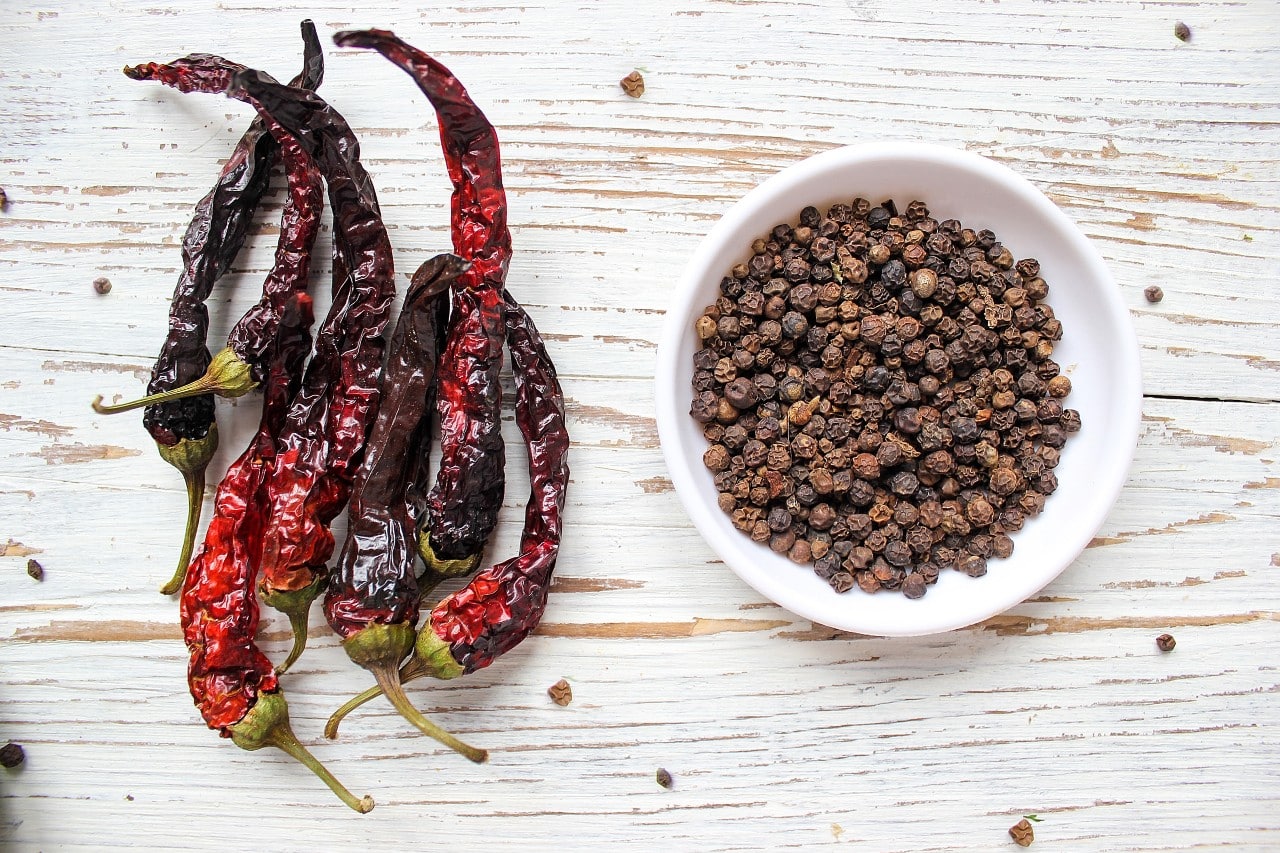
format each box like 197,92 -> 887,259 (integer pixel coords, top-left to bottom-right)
656,141 -> 1141,637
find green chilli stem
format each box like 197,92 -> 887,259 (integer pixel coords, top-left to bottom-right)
367,661 -> 487,764
265,718 -> 375,814
277,609 -> 310,675
229,692 -> 374,814
159,466 -> 205,596
324,657 -> 428,739
91,347 -> 256,414
262,574 -> 325,675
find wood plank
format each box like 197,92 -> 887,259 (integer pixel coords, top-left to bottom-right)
1,0 -> 1277,849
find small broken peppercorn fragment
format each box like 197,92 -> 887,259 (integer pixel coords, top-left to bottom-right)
1174,21 -> 1192,42
548,678 -> 573,706
620,70 -> 645,98
1156,632 -> 1176,651
1144,285 -> 1164,303
26,558 -> 43,581
656,767 -> 674,789
1009,818 -> 1034,847
0,742 -> 24,769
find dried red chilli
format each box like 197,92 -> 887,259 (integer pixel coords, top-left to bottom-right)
326,294 -> 570,734
322,254 -> 486,761
93,21 -> 323,595
335,29 -> 510,580
172,62 -> 371,812
425,296 -> 569,671
228,69 -> 397,671
122,52 -> 339,673
115,53 -> 325,604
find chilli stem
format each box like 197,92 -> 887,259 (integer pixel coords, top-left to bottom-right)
92,347 -> 256,414
367,661 -> 487,763
324,656 -> 428,739
265,719 -> 375,813
159,467 -> 205,595
91,378 -> 221,414
277,607 -> 310,675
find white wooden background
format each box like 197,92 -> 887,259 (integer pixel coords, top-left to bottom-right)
2,1 -> 1278,850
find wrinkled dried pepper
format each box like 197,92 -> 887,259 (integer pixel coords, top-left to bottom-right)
228,69 -> 397,670
169,54 -> 371,810
117,51 -> 323,604
323,254 -> 485,761
335,29 -> 510,580
94,21 -> 323,595
327,294 -> 570,734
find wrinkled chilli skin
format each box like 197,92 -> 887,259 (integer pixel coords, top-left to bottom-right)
230,71 -> 397,604
429,295 -> 570,672
114,25 -> 323,596
174,53 -> 324,731
334,29 -> 510,568
324,255 -> 460,638
124,55 -> 321,394
141,27 -> 323,446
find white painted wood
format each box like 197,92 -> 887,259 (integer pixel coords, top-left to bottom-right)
2,0 -> 1278,849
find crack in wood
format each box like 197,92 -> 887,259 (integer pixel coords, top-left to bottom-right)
635,475 -> 674,494
980,611 -> 1277,637
2,538 -> 43,557
40,358 -> 150,381
565,399 -> 659,448
549,576 -> 647,593
7,616 -> 793,643
1087,511 -> 1237,548
26,443 -> 142,465
0,413 -> 75,438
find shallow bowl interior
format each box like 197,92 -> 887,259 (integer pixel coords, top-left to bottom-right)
655,142 -> 1141,637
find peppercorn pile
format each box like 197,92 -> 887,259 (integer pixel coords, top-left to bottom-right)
691,199 -> 1080,599
93,23 -> 569,812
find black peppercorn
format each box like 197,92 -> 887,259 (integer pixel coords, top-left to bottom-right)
0,742 -> 24,769
693,200 -> 1078,600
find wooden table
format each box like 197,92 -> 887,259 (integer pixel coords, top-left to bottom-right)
3,1 -> 1277,849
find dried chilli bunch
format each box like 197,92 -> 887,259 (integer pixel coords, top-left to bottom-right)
154,57 -> 373,809
226,71 -> 397,671
323,254 -> 487,762
327,294 -> 570,736
691,199 -> 1081,598
93,21 -> 324,595
319,30 -> 569,737
335,29 -> 510,583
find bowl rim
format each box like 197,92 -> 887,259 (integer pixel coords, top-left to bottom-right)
655,140 -> 1142,636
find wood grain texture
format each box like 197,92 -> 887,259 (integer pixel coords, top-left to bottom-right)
1,0 -> 1278,850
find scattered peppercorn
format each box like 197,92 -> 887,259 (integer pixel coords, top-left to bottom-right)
92,276 -> 112,295
25,558 -> 43,582
0,187 -> 8,210
1174,21 -> 1191,42
1009,818 -> 1034,847
655,767 -> 673,789
548,678 -> 573,706
1144,285 -> 1164,303
620,70 -> 645,98
1156,633 -> 1176,652
0,742 -> 24,769
125,794 -> 135,801
690,199 -> 1080,598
